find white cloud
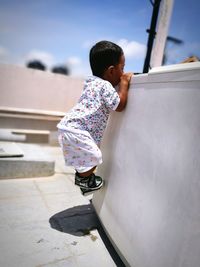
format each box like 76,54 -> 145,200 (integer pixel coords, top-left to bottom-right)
117,39 -> 146,59
24,50 -> 55,68
66,56 -> 90,77
67,56 -> 82,66
81,38 -> 146,60
0,45 -> 10,63
0,46 -> 8,56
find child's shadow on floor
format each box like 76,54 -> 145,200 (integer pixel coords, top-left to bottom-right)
49,203 -> 126,267
49,203 -> 99,236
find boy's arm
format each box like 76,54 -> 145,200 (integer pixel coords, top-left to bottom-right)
115,73 -> 133,112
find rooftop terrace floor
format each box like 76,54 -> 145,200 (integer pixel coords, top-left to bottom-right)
0,145 -> 116,267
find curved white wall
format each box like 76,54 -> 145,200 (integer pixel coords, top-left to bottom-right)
93,62 -> 200,267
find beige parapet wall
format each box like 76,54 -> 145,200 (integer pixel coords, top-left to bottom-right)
0,64 -> 84,130
0,64 -> 84,112
93,62 -> 200,267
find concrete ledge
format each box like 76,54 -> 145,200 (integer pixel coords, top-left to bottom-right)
0,107 -> 65,132
0,142 -> 55,179
0,106 -> 65,117
12,129 -> 50,143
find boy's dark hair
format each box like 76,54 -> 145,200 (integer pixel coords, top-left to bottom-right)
89,41 -> 123,77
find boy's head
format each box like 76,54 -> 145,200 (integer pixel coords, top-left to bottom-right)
89,40 -> 125,86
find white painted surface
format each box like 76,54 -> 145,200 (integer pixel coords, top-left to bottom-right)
151,0 -> 174,68
0,64 -> 84,112
93,62 -> 200,267
0,64 -> 84,132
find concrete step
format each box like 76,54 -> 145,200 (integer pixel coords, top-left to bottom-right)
0,129 -> 50,143
0,129 -> 59,146
12,129 -> 50,143
0,142 -> 55,179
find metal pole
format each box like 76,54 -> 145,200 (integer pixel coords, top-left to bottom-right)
143,0 -> 162,73
151,0 -> 174,68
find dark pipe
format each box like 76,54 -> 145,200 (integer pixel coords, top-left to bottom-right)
143,0 -> 162,73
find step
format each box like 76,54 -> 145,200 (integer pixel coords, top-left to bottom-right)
0,142 -> 55,179
12,129 -> 50,143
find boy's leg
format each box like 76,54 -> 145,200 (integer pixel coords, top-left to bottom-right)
58,130 -> 103,190
75,167 -> 103,190
76,166 -> 96,177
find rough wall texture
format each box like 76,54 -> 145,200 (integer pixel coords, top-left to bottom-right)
93,63 -> 200,267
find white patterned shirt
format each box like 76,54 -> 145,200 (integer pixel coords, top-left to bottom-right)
57,76 -> 120,144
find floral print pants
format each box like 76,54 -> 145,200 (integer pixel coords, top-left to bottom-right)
58,129 -> 102,173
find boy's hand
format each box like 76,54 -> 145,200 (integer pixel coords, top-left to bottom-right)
120,72 -> 133,85
116,72 -> 133,112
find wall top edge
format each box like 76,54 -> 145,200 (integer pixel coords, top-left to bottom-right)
130,62 -> 200,86
0,63 -> 85,81
149,62 -> 200,75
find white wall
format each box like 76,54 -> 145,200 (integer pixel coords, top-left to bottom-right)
0,64 -> 84,131
0,64 -> 84,112
93,62 -> 200,267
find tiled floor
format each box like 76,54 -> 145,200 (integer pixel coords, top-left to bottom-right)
0,145 -> 116,267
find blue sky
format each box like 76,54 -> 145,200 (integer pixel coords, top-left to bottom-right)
0,0 -> 199,76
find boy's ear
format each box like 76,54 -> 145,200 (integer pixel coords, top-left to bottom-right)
107,65 -> 114,76
103,66 -> 114,81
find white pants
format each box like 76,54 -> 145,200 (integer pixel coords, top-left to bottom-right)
58,129 -> 102,173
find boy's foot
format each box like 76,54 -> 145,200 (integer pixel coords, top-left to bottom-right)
80,187 -> 102,195
75,172 -> 103,190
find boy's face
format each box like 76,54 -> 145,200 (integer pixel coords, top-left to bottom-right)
110,54 -> 125,86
